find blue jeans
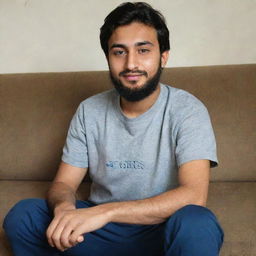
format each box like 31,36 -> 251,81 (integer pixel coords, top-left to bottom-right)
3,199 -> 224,256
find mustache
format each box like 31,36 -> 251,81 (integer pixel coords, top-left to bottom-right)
119,69 -> 148,77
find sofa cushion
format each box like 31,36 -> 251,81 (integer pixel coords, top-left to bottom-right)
0,71 -> 111,181
161,64 -> 256,182
207,182 -> 256,255
0,180 -> 255,256
1,65 -> 256,181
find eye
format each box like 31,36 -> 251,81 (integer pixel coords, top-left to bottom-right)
138,48 -> 150,54
113,50 -> 126,56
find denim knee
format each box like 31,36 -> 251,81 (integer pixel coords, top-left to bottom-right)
163,205 -> 224,255
167,204 -> 224,245
3,198 -> 45,238
175,204 -> 217,224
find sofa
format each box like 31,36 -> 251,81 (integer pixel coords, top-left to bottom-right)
0,64 -> 255,256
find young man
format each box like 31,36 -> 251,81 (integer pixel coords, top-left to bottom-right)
3,2 -> 224,256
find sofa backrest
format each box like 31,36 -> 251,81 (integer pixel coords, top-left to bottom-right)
0,64 -> 255,181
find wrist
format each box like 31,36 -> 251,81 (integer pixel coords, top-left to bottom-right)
96,203 -> 117,223
54,201 -> 76,216
102,202 -> 125,223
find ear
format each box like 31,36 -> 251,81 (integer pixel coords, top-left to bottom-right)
160,50 -> 170,68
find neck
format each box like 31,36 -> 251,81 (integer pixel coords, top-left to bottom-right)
120,84 -> 161,118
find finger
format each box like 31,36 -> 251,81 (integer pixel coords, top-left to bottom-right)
69,226 -> 85,245
51,222 -> 67,251
46,216 -> 63,247
76,235 -> 84,243
60,225 -> 75,249
66,231 -> 81,247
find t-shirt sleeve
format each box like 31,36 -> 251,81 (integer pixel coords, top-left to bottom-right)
61,103 -> 89,168
175,97 -> 218,168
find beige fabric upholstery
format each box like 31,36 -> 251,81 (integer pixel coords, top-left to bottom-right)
0,64 -> 255,255
1,65 -> 255,181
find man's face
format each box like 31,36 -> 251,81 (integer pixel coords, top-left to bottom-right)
107,22 -> 169,102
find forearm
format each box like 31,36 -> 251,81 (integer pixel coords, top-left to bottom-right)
101,185 -> 206,225
46,181 -> 77,214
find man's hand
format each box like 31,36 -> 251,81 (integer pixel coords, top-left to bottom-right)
46,205 -> 111,252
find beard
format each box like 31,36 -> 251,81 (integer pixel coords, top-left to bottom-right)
109,61 -> 163,102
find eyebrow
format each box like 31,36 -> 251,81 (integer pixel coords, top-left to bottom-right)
110,41 -> 154,50
135,41 -> 154,47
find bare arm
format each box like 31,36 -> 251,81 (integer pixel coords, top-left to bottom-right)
46,161 -> 88,214
104,159 -> 210,225
46,161 -> 88,250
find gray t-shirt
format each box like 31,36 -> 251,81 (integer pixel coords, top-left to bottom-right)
62,84 -> 218,204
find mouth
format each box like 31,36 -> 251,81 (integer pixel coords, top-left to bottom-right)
122,74 -> 144,81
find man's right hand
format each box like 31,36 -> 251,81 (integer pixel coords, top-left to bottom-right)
46,202 -> 112,252
46,162 -> 88,251
46,202 -> 83,251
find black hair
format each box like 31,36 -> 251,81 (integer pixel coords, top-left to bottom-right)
100,2 -> 170,57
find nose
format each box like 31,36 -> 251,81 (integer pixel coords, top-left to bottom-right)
125,51 -> 138,71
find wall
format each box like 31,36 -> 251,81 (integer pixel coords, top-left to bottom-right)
0,0 -> 255,73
